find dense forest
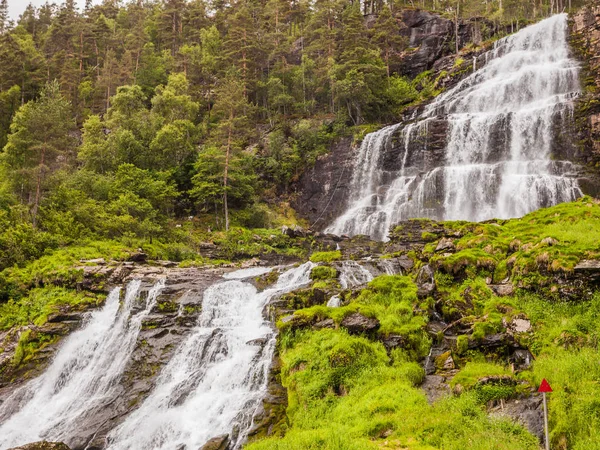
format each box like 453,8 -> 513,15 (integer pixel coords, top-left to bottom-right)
1,2 -> 600,450
0,0 -> 590,274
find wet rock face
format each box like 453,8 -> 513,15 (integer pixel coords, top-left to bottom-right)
8,443 -> 71,450
398,10 -> 506,78
292,136 -> 355,229
570,5 -> 600,192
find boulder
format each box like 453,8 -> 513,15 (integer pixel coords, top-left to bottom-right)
200,435 -> 230,450
435,237 -> 455,252
313,318 -> 335,330
416,264 -> 436,298
490,283 -> 514,296
381,334 -> 406,351
340,313 -> 380,334
128,251 -> 148,263
8,443 -> 71,450
508,317 -> 531,334
511,348 -> 534,370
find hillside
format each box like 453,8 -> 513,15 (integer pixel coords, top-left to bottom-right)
1,0 -> 600,449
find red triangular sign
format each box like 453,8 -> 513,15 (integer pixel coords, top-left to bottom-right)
538,378 -> 553,393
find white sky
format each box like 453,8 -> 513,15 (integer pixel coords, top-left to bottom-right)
8,0 -> 102,21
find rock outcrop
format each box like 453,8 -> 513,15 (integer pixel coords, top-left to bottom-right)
8,443 -> 71,450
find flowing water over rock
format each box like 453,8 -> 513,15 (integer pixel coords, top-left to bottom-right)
104,263 -> 314,450
0,279 -> 164,449
327,14 -> 582,240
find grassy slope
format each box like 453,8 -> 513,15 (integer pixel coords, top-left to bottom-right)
247,198 -> 600,450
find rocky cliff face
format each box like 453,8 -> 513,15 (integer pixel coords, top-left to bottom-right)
571,5 -> 600,195
291,136 -> 355,228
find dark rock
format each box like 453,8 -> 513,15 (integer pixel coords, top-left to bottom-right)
381,334 -> 406,351
398,9 -> 454,78
397,255 -> 415,271
511,348 -> 534,370
340,313 -> 380,334
291,137 -> 355,230
416,264 -> 436,298
490,395 -> 544,441
200,434 -> 230,450
8,443 -> 71,450
108,265 -> 133,284
425,320 -> 446,337
313,318 -> 335,330
574,259 -> 600,282
128,252 -> 148,263
468,333 -> 514,350
281,225 -> 310,238
247,337 -> 268,346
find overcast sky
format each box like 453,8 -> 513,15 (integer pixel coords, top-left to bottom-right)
8,0 -> 102,21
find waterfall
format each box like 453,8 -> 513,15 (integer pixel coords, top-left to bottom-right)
0,279 -> 164,449
326,14 -> 582,241
104,263 -> 314,450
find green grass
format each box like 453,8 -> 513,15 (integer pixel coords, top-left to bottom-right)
310,251 -> 342,263
428,197 -> 600,288
248,326 -> 537,450
0,287 -> 102,330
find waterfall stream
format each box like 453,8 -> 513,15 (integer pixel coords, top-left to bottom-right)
104,263 -> 314,450
0,279 -> 164,449
326,13 -> 582,240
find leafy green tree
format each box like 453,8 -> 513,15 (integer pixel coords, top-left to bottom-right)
0,85 -> 21,150
78,114 -> 116,174
189,146 -> 256,227
191,75 -> 255,230
151,72 -> 200,124
1,81 -> 76,226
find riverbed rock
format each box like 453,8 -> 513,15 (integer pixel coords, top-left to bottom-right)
341,313 -> 380,334
8,443 -> 71,450
200,435 -> 230,450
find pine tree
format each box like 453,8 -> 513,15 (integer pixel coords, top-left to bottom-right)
370,5 -> 406,79
1,81 -> 76,225
0,0 -> 8,34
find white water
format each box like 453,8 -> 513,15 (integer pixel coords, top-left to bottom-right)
337,261 -> 375,289
327,294 -> 341,308
105,263 -> 315,450
327,14 -> 582,241
0,279 -> 164,449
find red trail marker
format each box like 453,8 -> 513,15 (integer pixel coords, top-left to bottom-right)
538,378 -> 553,393
539,379 -> 553,450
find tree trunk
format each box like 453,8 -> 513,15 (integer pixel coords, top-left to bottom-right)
455,1 -> 460,55
32,142 -> 47,228
223,109 -> 233,231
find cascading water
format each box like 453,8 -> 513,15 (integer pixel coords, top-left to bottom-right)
327,14 -> 582,241
0,279 -> 164,449
104,263 -> 315,450
337,261 -> 375,289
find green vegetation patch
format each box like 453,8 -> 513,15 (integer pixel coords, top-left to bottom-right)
310,251 -> 342,263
